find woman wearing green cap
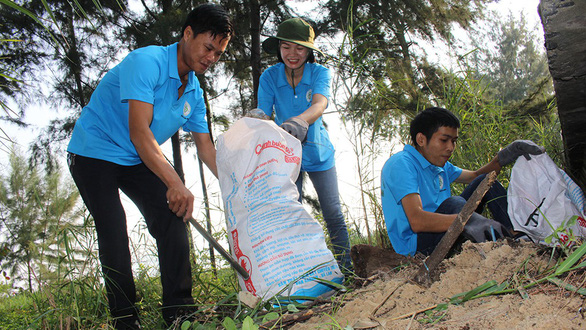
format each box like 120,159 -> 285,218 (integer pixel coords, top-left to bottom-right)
257,18 -> 352,272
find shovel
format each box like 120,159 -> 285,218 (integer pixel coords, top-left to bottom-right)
413,171 -> 496,286
188,218 -> 250,280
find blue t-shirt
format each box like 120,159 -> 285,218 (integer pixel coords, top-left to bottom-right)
68,43 -> 209,165
381,145 -> 462,256
257,62 -> 334,172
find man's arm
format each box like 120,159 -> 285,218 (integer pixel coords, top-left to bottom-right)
191,132 -> 217,178
402,193 -> 457,233
455,140 -> 545,184
455,156 -> 501,184
128,99 -> 194,221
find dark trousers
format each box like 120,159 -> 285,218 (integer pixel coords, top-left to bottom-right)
68,153 -> 193,322
416,174 -> 513,255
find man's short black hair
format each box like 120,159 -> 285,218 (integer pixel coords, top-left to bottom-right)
410,107 -> 460,145
181,3 -> 234,40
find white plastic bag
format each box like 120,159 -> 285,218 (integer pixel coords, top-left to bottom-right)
507,153 -> 586,245
216,117 -> 343,300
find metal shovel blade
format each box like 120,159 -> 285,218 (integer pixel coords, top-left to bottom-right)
188,218 -> 250,280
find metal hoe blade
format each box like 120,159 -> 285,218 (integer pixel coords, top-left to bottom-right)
188,218 -> 250,280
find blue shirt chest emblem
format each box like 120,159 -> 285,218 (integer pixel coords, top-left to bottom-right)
182,101 -> 191,118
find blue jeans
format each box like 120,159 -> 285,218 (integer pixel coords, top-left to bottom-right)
296,166 -> 352,271
416,174 -> 513,255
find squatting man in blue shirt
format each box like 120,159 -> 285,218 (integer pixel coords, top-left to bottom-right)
67,4 -> 233,329
381,107 -> 545,256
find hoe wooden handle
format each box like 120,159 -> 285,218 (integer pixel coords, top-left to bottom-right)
413,171 -> 497,286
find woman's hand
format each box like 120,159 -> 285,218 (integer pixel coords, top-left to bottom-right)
280,117 -> 309,142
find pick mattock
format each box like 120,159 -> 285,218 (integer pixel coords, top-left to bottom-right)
413,171 -> 497,286
188,218 -> 250,280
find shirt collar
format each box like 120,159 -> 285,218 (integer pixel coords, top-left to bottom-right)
168,42 -> 180,81
168,42 -> 196,92
404,144 -> 437,171
277,62 -> 313,88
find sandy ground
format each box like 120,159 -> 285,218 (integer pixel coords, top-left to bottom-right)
290,241 -> 586,329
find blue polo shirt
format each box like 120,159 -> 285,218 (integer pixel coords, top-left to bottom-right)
381,145 -> 462,255
258,62 -> 334,172
67,42 -> 209,165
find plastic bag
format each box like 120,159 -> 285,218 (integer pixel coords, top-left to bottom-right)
507,153 -> 586,245
216,117 -> 343,300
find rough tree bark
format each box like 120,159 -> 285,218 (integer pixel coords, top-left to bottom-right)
249,0 -> 261,107
539,0 -> 586,192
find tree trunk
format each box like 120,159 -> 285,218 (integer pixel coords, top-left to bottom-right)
249,0 -> 262,109
171,133 -> 185,182
64,6 -> 86,107
27,256 -> 33,293
170,133 -> 200,274
539,0 -> 586,192
200,80 -> 217,275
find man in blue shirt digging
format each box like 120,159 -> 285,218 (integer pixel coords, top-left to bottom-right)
67,4 -> 233,328
381,107 -> 544,256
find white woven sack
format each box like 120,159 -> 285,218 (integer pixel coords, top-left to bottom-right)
216,117 -> 343,300
507,153 -> 586,245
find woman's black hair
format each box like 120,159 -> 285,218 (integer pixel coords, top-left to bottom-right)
409,107 -> 460,145
181,3 -> 234,40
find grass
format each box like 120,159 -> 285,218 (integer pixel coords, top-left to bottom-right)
0,254 -> 243,329
0,211 -> 246,329
0,292 -> 38,328
0,242 -> 356,329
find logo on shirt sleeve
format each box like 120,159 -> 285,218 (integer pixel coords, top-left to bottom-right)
306,89 -> 312,102
182,101 -> 192,118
